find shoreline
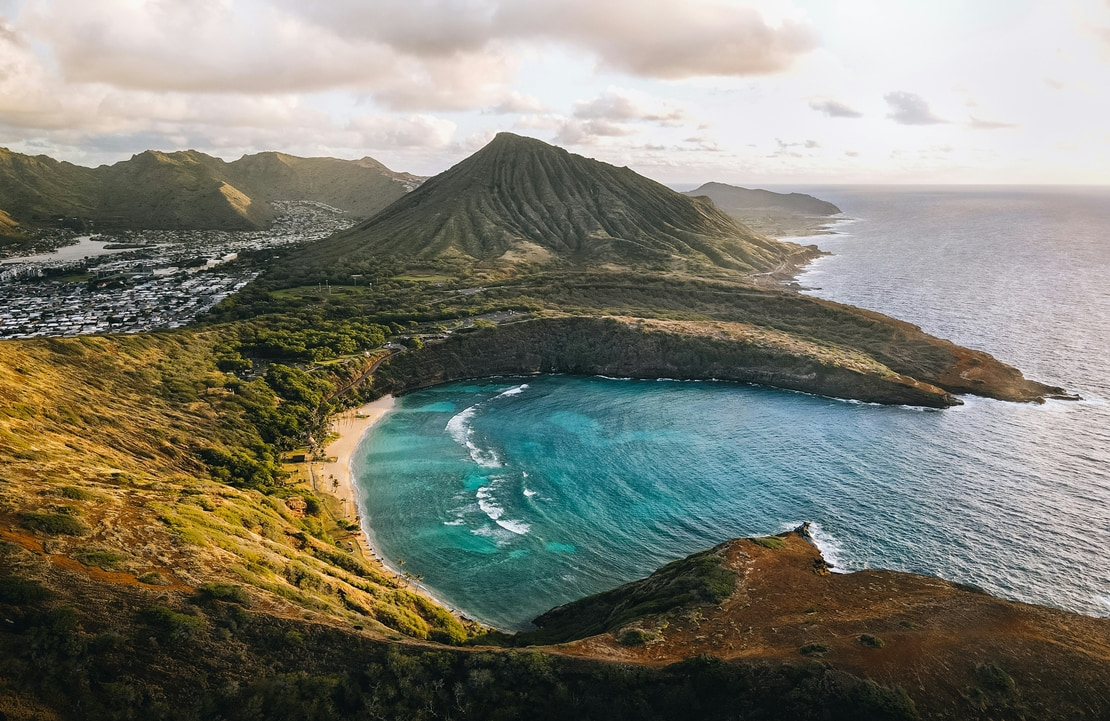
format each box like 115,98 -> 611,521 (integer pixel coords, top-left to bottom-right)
310,395 -> 482,626
310,395 -> 395,561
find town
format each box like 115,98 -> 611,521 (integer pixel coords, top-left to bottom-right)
0,201 -> 354,338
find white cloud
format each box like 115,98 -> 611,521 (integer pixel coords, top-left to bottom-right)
967,115 -> 1018,131
884,91 -> 948,125
485,91 -> 550,114
345,114 -> 457,148
808,98 -> 862,118
573,88 -> 685,126
497,0 -> 818,79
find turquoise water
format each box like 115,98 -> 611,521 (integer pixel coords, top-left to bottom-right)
354,187 -> 1110,631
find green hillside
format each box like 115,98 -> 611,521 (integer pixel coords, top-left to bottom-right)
300,133 -> 794,275
229,152 -> 418,218
0,147 -> 98,222
0,147 -> 416,232
94,150 -> 274,230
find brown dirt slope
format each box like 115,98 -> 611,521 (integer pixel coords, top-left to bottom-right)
545,528 -> 1110,719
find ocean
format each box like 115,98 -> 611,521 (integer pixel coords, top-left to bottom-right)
353,186 -> 1110,631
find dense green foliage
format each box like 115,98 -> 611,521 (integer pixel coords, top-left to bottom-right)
0,579 -> 920,721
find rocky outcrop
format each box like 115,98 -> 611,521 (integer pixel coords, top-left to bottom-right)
529,529 -> 1110,720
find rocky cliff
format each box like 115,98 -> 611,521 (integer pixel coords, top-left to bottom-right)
374,315 -> 1067,407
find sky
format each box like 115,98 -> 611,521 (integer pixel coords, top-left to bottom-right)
1,0 -> 1109,185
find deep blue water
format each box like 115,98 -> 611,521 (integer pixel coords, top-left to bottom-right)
354,187 -> 1110,631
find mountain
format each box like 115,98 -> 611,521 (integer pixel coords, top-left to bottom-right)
311,133 -> 796,273
0,147 -> 418,232
229,152 -> 422,219
0,147 -> 98,222
684,181 -> 842,238
93,150 -> 274,230
685,182 -> 841,216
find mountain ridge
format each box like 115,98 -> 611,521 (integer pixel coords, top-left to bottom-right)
305,132 -> 799,274
684,181 -> 843,238
0,146 -> 419,232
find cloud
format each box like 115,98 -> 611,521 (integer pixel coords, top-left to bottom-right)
884,91 -> 948,125
497,0 -> 819,79
20,0 -> 515,111
967,115 -> 1017,130
808,98 -> 862,118
485,91 -> 549,114
345,114 -> 457,148
554,118 -> 637,146
769,137 -> 820,158
21,0 -> 817,114
573,88 -> 685,126
546,87 -> 691,146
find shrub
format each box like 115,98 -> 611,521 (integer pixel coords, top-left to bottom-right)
0,576 -> 54,605
73,549 -> 126,570
138,572 -> 170,586
200,582 -> 252,606
21,512 -> 88,536
859,634 -> 885,648
800,643 -> 830,657
751,536 -> 785,550
143,605 -> 206,643
976,662 -> 1016,693
59,486 -> 95,501
617,628 -> 657,646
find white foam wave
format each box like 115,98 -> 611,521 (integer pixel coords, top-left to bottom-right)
443,518 -> 465,526
497,383 -> 529,397
445,405 -> 501,467
445,405 -> 476,446
1095,594 -> 1110,616
496,519 -> 531,535
523,488 -> 538,498
806,521 -> 848,573
476,487 -> 504,520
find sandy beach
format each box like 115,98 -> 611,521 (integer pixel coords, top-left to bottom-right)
310,395 -> 395,556
309,394 -> 474,621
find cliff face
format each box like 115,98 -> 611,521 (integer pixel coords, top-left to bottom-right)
375,315 -> 1066,407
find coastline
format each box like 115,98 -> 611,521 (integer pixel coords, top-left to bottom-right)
310,394 -> 481,625
310,395 -> 395,560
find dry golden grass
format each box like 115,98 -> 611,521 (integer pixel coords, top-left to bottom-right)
0,332 -> 475,643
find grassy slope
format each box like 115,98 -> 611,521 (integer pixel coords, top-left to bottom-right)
227,152 -> 413,219
94,151 -> 274,230
0,147 -> 98,221
685,182 -> 842,216
0,333 -> 471,644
